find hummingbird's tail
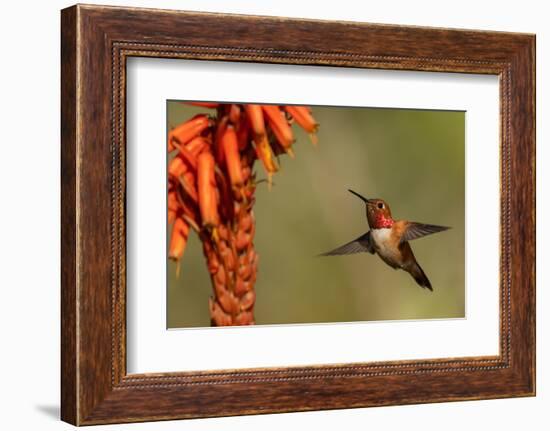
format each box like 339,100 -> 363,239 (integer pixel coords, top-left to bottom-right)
409,262 -> 433,291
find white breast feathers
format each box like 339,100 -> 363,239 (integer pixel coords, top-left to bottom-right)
370,228 -> 395,256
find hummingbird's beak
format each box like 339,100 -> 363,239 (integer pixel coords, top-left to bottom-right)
348,189 -> 371,203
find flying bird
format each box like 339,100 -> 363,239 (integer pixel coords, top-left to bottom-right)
320,189 -> 450,291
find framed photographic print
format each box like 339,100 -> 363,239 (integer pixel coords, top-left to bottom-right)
61,4 -> 535,425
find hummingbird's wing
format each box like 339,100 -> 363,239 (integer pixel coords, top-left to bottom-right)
319,232 -> 375,256
400,222 -> 450,243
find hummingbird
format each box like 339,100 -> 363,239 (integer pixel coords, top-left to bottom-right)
321,189 -> 450,291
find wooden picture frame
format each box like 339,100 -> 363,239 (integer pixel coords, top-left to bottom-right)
61,4 -> 535,425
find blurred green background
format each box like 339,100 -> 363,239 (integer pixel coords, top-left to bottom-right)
167,102 -> 465,328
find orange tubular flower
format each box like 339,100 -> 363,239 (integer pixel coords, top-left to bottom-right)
169,217 -> 190,261
284,105 -> 319,133
244,104 -> 266,137
197,151 -> 220,228
261,105 -> 295,150
169,114 -> 210,150
284,105 -> 319,145
168,190 -> 178,224
186,101 -> 219,109
221,125 -> 244,189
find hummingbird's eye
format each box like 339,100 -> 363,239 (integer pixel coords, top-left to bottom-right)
377,202 -> 384,209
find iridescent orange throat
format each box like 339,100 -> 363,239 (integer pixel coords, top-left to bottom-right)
373,213 -> 394,229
